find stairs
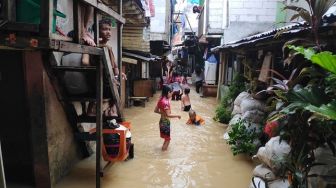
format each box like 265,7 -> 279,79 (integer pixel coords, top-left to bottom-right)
45,47 -> 123,172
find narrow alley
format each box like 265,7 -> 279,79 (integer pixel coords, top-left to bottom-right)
56,88 -> 253,188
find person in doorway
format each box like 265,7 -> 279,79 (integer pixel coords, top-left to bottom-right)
87,19 -> 127,117
181,87 -> 191,111
186,109 -> 205,126
195,67 -> 204,94
154,85 -> 181,151
99,18 -> 127,81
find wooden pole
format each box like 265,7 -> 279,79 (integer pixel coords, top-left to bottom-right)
96,57 -> 103,188
217,52 -> 226,100
73,0 -> 81,43
24,51 -> 51,188
40,0 -> 53,37
0,142 -> 6,188
118,0 -> 123,98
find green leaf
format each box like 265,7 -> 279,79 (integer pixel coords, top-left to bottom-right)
288,45 -> 316,59
305,100 -> 336,120
310,51 -> 336,75
281,86 -> 330,114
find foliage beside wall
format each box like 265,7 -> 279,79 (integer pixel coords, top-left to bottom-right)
214,74 -> 246,124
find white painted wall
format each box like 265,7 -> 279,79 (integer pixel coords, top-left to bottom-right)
229,0 -> 279,23
208,0 -> 228,32
222,0 -> 281,44
150,0 -> 167,33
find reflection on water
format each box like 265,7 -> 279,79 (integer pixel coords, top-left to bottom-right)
56,88 -> 254,188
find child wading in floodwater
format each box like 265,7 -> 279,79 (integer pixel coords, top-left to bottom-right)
154,85 -> 181,151
181,87 -> 191,111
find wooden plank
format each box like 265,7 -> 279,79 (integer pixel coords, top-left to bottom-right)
50,40 -> 103,55
0,142 -> 6,188
23,51 -> 51,188
123,33 -> 145,37
1,22 -> 39,32
0,34 -> 103,55
73,0 -> 81,43
52,66 -> 96,72
8,0 -> 16,21
80,0 -> 126,24
40,0 -> 53,37
123,46 -> 150,52
96,57 -> 103,187
43,52 -> 93,157
102,47 -> 122,117
94,9 -> 99,45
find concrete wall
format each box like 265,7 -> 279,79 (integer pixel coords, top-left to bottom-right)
229,0 -> 279,23
208,0 -> 227,33
223,0 -> 281,44
43,72 -> 82,185
150,0 -> 170,42
223,21 -> 275,43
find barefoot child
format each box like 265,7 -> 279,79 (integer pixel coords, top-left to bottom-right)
154,85 -> 181,151
186,110 -> 205,126
181,87 -> 191,111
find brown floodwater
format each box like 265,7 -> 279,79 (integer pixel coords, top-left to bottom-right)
56,88 -> 254,188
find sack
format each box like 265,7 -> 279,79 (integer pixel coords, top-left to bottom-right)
61,53 -> 89,95
253,136 -> 290,173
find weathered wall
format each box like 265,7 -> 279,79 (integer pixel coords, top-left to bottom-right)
223,21 -> 275,43
43,71 -> 82,186
150,0 -> 170,42
208,0 -> 227,33
223,0 -> 281,43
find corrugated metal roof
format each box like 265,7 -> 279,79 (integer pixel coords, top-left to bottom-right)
122,50 -> 158,62
211,13 -> 336,52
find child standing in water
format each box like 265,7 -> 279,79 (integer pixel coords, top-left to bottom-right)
154,85 -> 181,151
181,87 -> 191,111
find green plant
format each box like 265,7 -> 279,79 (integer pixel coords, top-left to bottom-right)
283,0 -> 336,48
288,45 -> 336,74
214,74 -> 246,124
227,119 -> 258,156
264,45 -> 336,188
214,99 -> 232,124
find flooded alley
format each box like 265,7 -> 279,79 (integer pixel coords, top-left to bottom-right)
56,88 -> 254,188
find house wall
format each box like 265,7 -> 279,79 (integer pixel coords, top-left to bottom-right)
223,0 -> 281,43
208,0 -> 227,33
150,0 -> 170,42
43,72 -> 82,186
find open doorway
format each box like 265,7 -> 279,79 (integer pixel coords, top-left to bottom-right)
0,50 -> 35,187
